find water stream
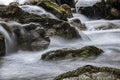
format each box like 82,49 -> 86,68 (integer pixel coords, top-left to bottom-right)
0,1 -> 120,80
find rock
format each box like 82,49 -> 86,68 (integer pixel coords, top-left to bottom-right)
60,4 -> 73,18
9,2 -> 19,6
69,18 -> 86,30
37,0 -> 69,20
41,46 -> 103,60
25,0 -> 72,20
77,0 -> 120,19
0,5 -> 79,39
52,21 -> 80,39
111,8 -> 120,17
95,22 -> 120,30
54,0 -> 75,8
0,33 -> 5,56
14,23 -> 50,51
54,65 -> 120,80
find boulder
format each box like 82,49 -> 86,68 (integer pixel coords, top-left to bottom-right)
14,23 -> 50,51
60,4 -> 73,18
69,18 -> 86,30
37,0 -> 69,20
41,46 -> 103,60
0,33 -> 5,56
77,0 -> 120,19
54,65 -> 120,80
0,5 -> 79,39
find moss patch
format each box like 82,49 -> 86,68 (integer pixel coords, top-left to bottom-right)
41,46 -> 103,60
54,65 -> 120,80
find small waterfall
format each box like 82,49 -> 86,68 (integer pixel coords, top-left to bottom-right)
0,25 -> 16,54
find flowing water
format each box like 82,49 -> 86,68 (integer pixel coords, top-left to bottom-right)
0,1 -> 120,80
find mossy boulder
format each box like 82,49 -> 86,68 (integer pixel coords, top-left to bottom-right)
41,46 -> 103,60
37,0 -> 70,20
0,33 -> 5,56
25,0 -> 73,20
78,0 -> 120,19
60,4 -> 73,18
54,65 -> 120,80
0,5 -> 79,39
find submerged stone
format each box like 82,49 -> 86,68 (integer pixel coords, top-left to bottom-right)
54,65 -> 120,80
0,33 -> 5,56
41,46 -> 103,60
95,22 -> 120,30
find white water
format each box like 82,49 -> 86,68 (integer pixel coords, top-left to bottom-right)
20,5 -> 58,19
0,16 -> 120,80
0,1 -> 120,80
0,25 -> 16,54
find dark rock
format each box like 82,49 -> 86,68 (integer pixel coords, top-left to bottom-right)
78,0 -> 120,19
54,65 -> 120,80
41,46 -> 103,60
54,0 -> 75,8
0,33 -> 5,56
14,23 -> 50,51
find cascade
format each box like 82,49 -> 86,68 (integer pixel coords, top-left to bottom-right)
0,25 -> 16,54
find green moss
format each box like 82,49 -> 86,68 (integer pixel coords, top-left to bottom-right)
41,46 -> 103,60
42,0 -> 65,12
61,4 -> 73,18
54,65 -> 120,80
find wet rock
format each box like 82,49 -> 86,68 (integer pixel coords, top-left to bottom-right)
9,2 -> 19,6
95,22 -> 119,30
52,21 -> 80,39
14,23 -> 50,51
37,0 -> 69,20
54,65 -> 120,80
54,0 -> 75,8
41,46 -> 103,60
0,5 -> 79,39
69,18 -> 86,30
77,0 -> 120,19
0,33 -> 5,56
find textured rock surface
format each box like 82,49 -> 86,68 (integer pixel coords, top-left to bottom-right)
14,23 -> 50,51
78,0 -> 120,19
69,18 -> 86,30
0,5 -> 80,39
37,0 -> 69,20
41,46 -> 103,60
0,33 -> 5,56
54,65 -> 120,80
